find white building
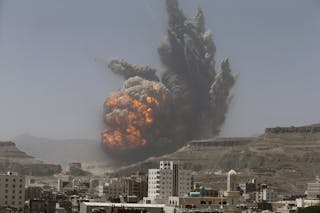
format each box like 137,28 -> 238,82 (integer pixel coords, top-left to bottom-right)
306,181 -> 320,198
227,170 -> 237,192
147,161 -> 192,201
0,172 -> 25,209
296,197 -> 320,208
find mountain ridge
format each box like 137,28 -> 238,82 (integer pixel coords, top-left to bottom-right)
13,134 -> 107,165
112,124 -> 320,194
0,141 -> 61,176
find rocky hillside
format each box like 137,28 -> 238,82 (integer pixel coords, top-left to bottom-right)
113,125 -> 320,195
0,141 -> 61,176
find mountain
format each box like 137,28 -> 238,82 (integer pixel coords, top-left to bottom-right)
0,141 -> 61,176
13,134 -> 107,165
113,124 -> 320,195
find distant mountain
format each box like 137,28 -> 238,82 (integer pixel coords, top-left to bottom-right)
13,134 -> 107,165
0,141 -> 61,176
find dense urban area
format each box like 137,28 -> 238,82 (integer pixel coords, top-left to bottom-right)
0,159 -> 319,213
0,126 -> 320,213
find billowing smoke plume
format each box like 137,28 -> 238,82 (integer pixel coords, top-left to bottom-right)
102,0 -> 236,162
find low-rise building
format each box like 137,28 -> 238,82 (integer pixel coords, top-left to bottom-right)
168,196 -> 228,209
25,186 -> 42,201
79,202 -> 165,213
25,200 -> 56,213
296,197 -> 320,208
306,181 -> 320,199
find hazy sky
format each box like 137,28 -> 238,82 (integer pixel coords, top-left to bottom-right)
0,0 -> 319,140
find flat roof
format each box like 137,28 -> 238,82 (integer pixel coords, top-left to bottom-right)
82,202 -> 165,208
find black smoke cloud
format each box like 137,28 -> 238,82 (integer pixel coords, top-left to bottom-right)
102,0 -> 236,162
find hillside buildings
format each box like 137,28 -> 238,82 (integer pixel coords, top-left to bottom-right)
0,172 -> 25,210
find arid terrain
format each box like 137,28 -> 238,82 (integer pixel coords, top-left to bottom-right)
113,125 -> 320,195
0,141 -> 61,176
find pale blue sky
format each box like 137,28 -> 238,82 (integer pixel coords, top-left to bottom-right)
0,0 -> 319,140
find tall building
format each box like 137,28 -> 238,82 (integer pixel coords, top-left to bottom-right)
148,161 -> 192,200
0,172 -> 25,209
255,184 -> 277,202
227,170 -> 237,192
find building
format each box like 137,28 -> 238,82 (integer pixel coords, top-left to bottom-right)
147,161 -> 192,201
239,179 -> 256,194
255,184 -> 277,203
296,197 -> 320,208
103,178 -> 122,199
57,179 -> 73,193
121,172 -> 148,200
80,202 -> 165,213
168,196 -> 228,209
0,172 -> 25,209
306,181 -> 320,198
25,186 -> 42,201
227,170 -> 237,192
25,200 -> 56,213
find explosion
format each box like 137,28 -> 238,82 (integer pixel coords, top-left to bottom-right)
101,77 -> 171,150
101,0 -> 236,162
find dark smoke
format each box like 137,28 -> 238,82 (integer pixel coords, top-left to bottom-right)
108,59 -> 159,82
102,0 -> 236,162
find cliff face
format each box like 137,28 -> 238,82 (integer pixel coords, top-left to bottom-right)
0,141 -> 61,176
113,125 -> 320,194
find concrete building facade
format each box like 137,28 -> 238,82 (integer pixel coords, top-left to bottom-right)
306,182 -> 320,198
0,172 -> 25,209
148,161 -> 192,200
227,170 -> 237,192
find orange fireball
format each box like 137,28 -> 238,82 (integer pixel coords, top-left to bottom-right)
101,77 -> 170,150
